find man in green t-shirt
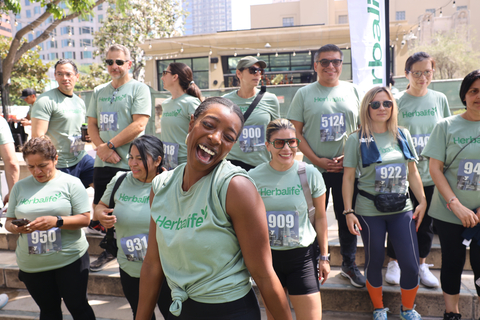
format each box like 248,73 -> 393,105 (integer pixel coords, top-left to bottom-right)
19,88 -> 36,127
87,44 -> 151,271
287,44 -> 365,288
31,59 -> 95,189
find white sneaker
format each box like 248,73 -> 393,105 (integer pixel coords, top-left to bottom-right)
0,293 -> 8,309
419,263 -> 439,288
385,260 -> 400,285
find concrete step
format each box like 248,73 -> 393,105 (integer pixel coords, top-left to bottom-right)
1,249 -> 479,319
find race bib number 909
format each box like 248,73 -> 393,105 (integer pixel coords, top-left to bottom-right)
266,211 -> 299,247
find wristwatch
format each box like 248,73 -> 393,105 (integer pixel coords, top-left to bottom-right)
56,216 -> 64,228
107,141 -> 116,150
320,253 -> 330,261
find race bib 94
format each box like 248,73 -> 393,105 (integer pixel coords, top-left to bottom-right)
457,159 -> 480,191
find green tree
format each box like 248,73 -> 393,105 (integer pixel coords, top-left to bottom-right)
0,36 -> 51,105
93,0 -> 185,80
410,29 -> 479,79
74,63 -> 110,91
0,0 -> 127,115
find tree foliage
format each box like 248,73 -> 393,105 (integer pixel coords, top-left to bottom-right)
74,63 -> 110,92
93,0 -> 185,80
410,29 -> 479,80
0,36 -> 51,105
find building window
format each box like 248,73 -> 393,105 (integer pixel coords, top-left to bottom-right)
396,11 -> 405,20
338,14 -> 348,24
38,42 -> 44,50
60,26 -> 73,35
282,17 -> 294,27
98,14 -> 103,22
98,4 -> 103,10
157,57 -> 209,91
28,34 -> 33,42
26,10 -> 31,18
17,23 -> 22,30
79,26 -> 93,34
34,6 -> 41,14
47,40 -> 57,49
79,39 -> 92,47
61,39 -> 75,47
426,8 -> 436,16
63,51 -> 75,59
457,5 -> 467,10
25,0 -> 30,6
81,51 -> 92,59
36,31 -> 41,37
48,52 -> 58,60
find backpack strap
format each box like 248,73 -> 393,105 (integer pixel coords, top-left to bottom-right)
106,172 -> 128,237
297,162 -> 315,225
242,86 -> 266,123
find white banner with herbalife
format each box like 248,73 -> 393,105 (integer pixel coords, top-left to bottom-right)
348,0 -> 387,93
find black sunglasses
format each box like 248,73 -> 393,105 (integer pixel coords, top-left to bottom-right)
317,59 -> 343,67
269,138 -> 300,149
244,66 -> 264,75
369,100 -> 393,109
110,88 -> 119,104
105,59 -> 129,66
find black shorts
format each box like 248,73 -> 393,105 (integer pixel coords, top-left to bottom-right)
93,166 -> 129,204
271,244 -> 319,295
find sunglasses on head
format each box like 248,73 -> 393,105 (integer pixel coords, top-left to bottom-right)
269,138 -> 300,149
369,100 -> 393,109
244,66 -> 264,75
105,59 -> 129,66
317,59 -> 343,67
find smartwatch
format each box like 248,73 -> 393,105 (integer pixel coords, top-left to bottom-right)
107,141 -> 116,150
56,216 -> 64,228
320,253 -> 330,261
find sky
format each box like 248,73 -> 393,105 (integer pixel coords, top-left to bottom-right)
231,0 -> 272,30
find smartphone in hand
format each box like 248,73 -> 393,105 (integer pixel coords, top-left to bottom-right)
11,219 -> 30,227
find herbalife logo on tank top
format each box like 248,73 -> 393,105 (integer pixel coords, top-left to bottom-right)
163,109 -> 182,117
118,193 -> 149,204
401,107 -> 437,118
19,193 -> 62,205
259,185 -> 302,197
155,206 -> 208,230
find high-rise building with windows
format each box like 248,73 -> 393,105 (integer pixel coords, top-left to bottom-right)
183,0 -> 232,35
12,0 -> 107,67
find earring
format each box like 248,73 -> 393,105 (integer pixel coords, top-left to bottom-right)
185,133 -> 189,144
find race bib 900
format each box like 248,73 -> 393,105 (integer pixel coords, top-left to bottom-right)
121,233 -> 148,261
457,159 -> 480,191
266,211 -> 299,247
374,163 -> 407,194
99,112 -> 118,131
238,125 -> 265,153
320,113 -> 346,142
27,228 -> 62,254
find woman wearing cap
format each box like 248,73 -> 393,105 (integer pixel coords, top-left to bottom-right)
160,62 -> 203,170
223,56 -> 280,171
385,52 -> 450,288
422,70 -> 480,320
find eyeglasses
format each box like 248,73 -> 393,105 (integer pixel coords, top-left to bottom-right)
162,70 -> 172,76
55,72 -> 76,79
409,70 -> 434,78
105,59 -> 129,66
317,59 -> 343,67
245,66 -> 264,75
269,138 -> 300,149
110,88 -> 119,104
369,100 -> 393,109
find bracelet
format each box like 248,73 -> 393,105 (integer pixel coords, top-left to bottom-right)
343,209 -> 355,215
446,196 -> 457,211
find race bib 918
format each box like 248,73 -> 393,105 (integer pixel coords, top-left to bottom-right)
163,142 -> 179,171
457,159 -> 480,191
266,211 -> 299,247
320,113 -> 346,142
120,233 -> 148,261
27,228 -> 62,254
99,112 -> 118,131
374,163 -> 407,194
238,125 -> 265,153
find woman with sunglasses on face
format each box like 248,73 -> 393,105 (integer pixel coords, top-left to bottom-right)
343,87 -> 426,320
136,97 -> 292,320
94,135 -> 167,320
422,70 -> 480,320
160,62 -> 203,170
248,119 -> 328,320
5,137 -> 95,320
384,52 -> 450,288
223,56 -> 280,171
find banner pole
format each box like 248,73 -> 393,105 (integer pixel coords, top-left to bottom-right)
385,0 -> 391,85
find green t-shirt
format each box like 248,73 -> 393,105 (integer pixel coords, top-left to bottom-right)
160,94 -> 200,167
6,171 -> 90,273
248,160 -> 326,250
86,80 -> 151,169
343,129 -> 418,216
150,160 -> 252,311
0,116 -> 14,208
100,171 -> 151,278
32,89 -> 87,168
422,115 -> 480,225
397,89 -> 451,186
287,81 -> 361,173
223,90 -> 279,167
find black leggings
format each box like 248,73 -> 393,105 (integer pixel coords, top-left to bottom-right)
387,185 -> 435,259
433,218 -> 480,296
120,268 -> 171,320
18,252 -> 95,320
166,289 -> 260,320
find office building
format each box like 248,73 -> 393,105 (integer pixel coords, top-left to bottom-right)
183,0 -> 232,35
